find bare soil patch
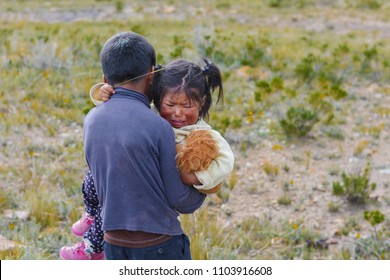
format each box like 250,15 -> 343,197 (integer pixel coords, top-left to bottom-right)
223,83 -> 390,245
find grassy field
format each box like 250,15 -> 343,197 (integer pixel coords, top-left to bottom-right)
0,0 -> 389,259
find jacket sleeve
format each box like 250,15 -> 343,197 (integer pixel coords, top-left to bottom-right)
158,120 -> 206,213
193,130 -> 235,191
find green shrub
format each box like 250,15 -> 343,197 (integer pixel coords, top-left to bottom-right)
169,35 -> 189,59
279,106 -> 319,138
332,181 -> 344,195
327,201 -> 341,212
364,210 -> 385,227
294,53 -> 318,82
115,1 -> 124,12
254,77 -> 284,102
353,0 -> 382,9
332,163 -> 376,204
277,193 -> 292,205
239,35 -> 268,67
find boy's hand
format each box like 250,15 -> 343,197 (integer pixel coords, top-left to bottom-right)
100,84 -> 115,102
180,172 -> 201,185
180,172 -> 222,194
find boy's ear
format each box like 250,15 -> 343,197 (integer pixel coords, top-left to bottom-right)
102,74 -> 108,83
148,66 -> 154,85
148,66 -> 154,84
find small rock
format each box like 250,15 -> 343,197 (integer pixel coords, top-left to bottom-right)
221,204 -> 233,216
0,235 -> 16,251
3,210 -> 30,221
379,168 -> 390,175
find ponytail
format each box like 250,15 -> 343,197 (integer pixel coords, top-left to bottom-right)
202,58 -> 224,105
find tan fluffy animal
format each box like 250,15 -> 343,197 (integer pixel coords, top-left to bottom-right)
176,130 -> 222,194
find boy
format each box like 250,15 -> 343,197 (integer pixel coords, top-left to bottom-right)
83,32 -> 206,260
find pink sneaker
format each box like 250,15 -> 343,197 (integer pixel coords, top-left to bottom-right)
71,213 -> 94,236
60,241 -> 105,260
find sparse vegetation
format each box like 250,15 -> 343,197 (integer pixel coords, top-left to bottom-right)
332,162 -> 377,204
279,106 -> 319,138
277,193 -> 292,205
262,160 -> 280,180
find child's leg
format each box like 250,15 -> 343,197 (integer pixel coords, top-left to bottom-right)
79,170 -> 105,252
71,170 -> 99,236
60,210 -> 105,259
60,171 -> 105,259
82,170 -> 99,216
83,204 -> 104,253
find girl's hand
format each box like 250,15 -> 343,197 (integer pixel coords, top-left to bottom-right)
100,84 -> 115,102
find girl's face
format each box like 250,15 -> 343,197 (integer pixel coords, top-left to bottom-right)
159,89 -> 201,128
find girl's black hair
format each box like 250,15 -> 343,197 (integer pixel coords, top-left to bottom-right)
152,58 -> 223,119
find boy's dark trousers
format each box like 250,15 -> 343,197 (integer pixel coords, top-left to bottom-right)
103,234 -> 191,260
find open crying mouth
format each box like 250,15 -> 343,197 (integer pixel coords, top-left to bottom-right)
171,119 -> 185,126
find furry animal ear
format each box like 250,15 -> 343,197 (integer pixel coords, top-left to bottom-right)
176,130 -> 219,173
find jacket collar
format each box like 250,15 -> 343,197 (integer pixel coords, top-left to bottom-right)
110,87 -> 151,108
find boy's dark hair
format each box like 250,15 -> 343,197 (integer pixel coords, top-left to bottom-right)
152,58 -> 223,119
100,32 -> 156,86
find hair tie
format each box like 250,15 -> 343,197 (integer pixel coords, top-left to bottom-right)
202,58 -> 211,74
